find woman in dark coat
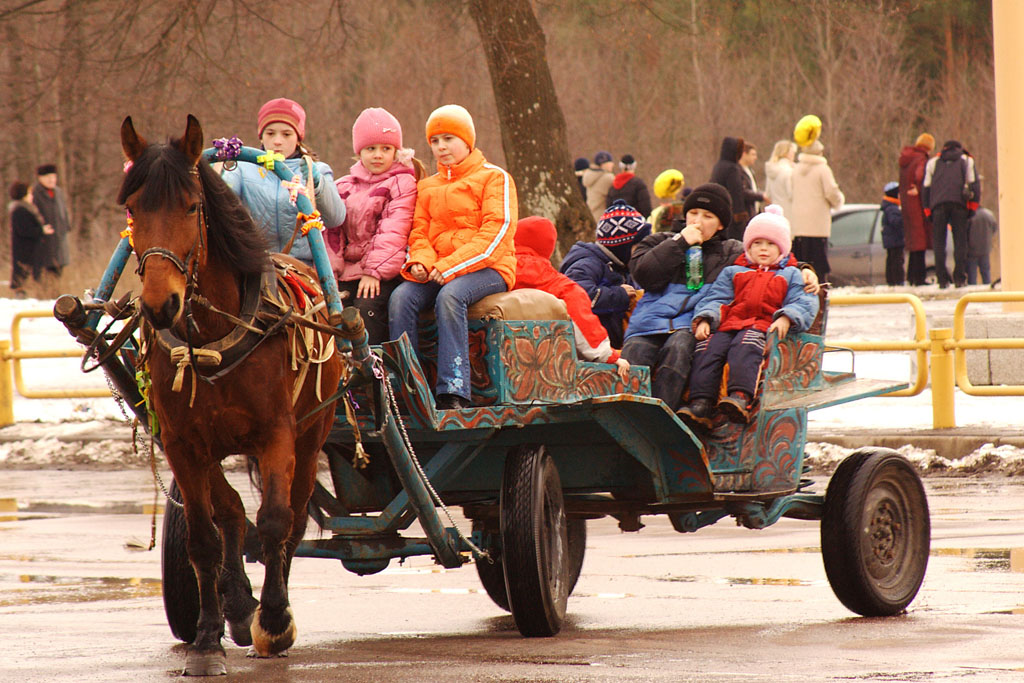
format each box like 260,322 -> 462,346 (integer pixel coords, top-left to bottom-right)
898,134 -> 935,286
7,182 -> 52,292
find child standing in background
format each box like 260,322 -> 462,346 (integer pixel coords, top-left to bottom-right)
328,107 -> 421,344
677,206 -> 819,427
513,216 -> 630,377
388,105 -> 517,410
881,181 -> 905,287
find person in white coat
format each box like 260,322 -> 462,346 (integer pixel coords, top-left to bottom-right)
789,139 -> 844,280
764,140 -> 797,219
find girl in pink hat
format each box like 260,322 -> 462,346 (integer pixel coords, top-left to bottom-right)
326,107 -> 423,344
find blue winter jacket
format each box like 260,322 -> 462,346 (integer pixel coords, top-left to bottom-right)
880,198 -> 904,250
560,241 -> 635,347
222,156 -> 346,265
624,232 -> 744,339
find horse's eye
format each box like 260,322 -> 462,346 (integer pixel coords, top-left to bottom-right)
187,203 -> 199,215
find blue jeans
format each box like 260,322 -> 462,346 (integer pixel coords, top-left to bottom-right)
388,268 -> 507,399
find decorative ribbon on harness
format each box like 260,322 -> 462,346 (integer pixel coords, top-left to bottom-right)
297,210 -> 324,235
256,151 -> 285,170
120,210 -> 135,247
169,346 -> 223,406
211,136 -> 243,162
281,175 -> 310,206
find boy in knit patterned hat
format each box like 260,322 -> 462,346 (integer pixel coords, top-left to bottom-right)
560,199 -> 647,348
677,205 -> 819,427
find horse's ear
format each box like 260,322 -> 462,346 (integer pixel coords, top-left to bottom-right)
179,114 -> 204,168
121,116 -> 147,163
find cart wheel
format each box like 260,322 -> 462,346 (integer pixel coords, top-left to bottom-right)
821,448 -> 930,616
500,444 -> 569,637
476,517 -> 586,614
161,478 -> 199,643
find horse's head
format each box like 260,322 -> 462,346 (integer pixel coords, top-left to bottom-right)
119,115 -> 206,330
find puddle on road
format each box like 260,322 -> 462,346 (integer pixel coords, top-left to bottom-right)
658,574 -> 822,587
0,574 -> 162,606
932,547 -> 1024,572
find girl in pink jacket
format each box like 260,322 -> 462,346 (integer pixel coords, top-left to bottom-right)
328,107 -> 421,343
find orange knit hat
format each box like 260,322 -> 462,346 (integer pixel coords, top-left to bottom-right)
425,104 -> 476,149
914,133 -> 935,151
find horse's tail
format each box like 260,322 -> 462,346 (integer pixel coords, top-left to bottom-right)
246,456 -> 263,494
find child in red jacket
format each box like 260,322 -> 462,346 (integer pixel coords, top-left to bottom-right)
514,216 -> 629,379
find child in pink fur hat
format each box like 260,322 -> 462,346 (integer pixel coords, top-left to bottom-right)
327,107 -> 424,344
678,205 -> 820,427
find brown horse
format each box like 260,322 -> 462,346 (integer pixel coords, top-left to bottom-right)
119,115 -> 342,675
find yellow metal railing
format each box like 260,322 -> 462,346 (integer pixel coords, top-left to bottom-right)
0,310 -> 111,425
952,292 -> 1024,396
829,291 -> 1024,428
828,293 -> 930,397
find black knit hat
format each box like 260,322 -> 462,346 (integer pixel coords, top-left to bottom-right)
36,164 -> 57,176
682,182 -> 732,230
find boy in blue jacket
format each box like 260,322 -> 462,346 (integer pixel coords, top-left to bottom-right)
677,206 -> 819,427
559,200 -> 646,348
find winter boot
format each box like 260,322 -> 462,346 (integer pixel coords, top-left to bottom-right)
677,398 -> 714,429
718,391 -> 752,424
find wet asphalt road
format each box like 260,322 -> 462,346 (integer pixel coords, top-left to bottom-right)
1,470 -> 1022,682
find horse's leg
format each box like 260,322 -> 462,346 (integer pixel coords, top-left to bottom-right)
209,467 -> 259,647
173,461 -> 229,676
250,427 -> 299,657
282,432 -> 324,586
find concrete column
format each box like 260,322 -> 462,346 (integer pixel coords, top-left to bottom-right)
993,0 -> 1024,309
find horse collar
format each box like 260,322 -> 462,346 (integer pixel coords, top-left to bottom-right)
149,267 -> 279,381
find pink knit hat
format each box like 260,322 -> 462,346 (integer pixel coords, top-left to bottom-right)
257,98 -> 306,140
352,107 -> 403,154
743,204 -> 791,260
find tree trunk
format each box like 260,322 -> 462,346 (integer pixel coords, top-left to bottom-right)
468,0 -> 593,257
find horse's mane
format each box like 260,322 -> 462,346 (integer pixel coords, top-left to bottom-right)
117,138 -> 271,275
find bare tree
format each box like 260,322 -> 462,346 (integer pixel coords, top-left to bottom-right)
468,0 -> 592,254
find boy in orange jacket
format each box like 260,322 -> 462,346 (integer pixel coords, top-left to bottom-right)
388,105 -> 517,410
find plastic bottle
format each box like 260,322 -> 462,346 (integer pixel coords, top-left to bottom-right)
685,245 -> 703,290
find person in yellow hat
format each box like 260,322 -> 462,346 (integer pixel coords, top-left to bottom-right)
648,169 -> 686,233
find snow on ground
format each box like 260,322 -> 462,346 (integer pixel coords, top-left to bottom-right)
1,289 -> 1022,473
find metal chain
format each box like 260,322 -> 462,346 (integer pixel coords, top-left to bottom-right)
372,353 -> 487,561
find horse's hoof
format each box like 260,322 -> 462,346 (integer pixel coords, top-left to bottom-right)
228,611 -> 254,647
250,605 -> 296,657
183,648 -> 227,676
247,646 -> 289,659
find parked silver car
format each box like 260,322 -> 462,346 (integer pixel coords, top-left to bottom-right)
828,204 -> 952,286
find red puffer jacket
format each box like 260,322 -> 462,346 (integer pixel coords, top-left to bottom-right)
513,216 -> 619,363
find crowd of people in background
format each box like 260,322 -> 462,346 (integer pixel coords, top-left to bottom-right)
580,127 -> 995,291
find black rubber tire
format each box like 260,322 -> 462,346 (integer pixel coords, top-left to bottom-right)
821,448 -> 930,616
476,517 -> 585,614
565,518 -> 587,595
500,444 -> 569,637
475,548 -> 511,612
161,478 -> 199,643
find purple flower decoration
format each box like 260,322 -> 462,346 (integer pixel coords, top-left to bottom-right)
212,136 -> 243,161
